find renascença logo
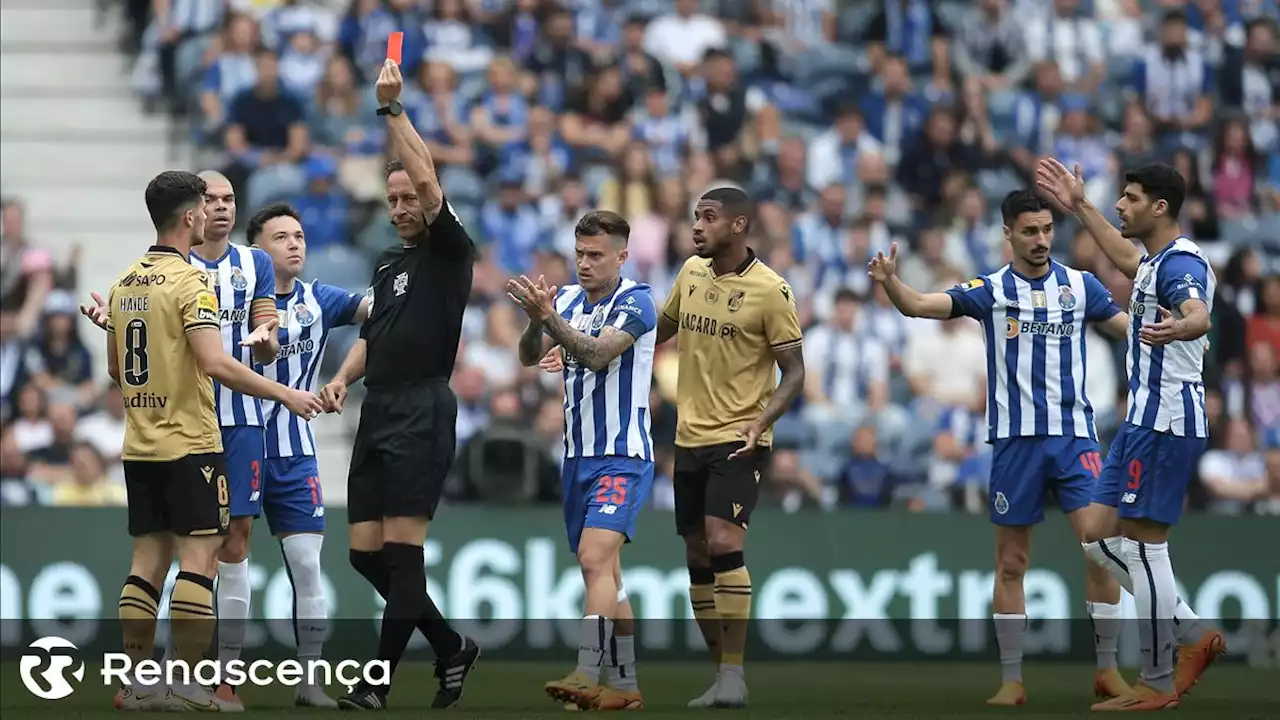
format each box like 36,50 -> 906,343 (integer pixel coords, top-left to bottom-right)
19,636 -> 85,700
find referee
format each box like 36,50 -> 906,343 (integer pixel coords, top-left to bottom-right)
319,59 -> 479,711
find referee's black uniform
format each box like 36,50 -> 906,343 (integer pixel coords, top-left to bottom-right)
348,198 -> 474,523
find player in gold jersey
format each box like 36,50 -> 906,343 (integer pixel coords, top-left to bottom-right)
656,187 -> 806,708
109,171 -> 323,712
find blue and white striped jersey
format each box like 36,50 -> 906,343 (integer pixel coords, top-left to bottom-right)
189,244 -> 275,427
260,280 -> 363,458
554,279 -> 657,460
1124,238 -> 1215,437
946,261 -> 1122,443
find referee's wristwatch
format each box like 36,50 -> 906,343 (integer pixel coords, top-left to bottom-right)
377,100 -> 404,117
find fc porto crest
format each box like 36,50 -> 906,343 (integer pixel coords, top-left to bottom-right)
590,307 -> 607,331
293,303 -> 316,328
1057,285 -> 1077,311
993,491 -> 1009,515
727,289 -> 745,312
229,266 -> 249,291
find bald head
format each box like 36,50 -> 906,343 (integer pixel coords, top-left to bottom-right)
198,170 -> 236,240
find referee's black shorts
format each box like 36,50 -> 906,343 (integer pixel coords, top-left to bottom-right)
348,381 -> 457,524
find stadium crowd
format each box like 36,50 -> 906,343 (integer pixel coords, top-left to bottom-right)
2,0 -> 1279,515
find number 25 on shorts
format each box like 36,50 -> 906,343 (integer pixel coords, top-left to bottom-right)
594,475 -> 628,505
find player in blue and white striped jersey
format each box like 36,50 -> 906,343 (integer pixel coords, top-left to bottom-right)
510,211 -> 653,711
1040,160 -> 1224,710
247,203 -> 368,708
870,190 -> 1134,706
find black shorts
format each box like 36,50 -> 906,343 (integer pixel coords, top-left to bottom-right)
348,382 -> 457,524
673,441 -> 771,536
124,453 -> 231,538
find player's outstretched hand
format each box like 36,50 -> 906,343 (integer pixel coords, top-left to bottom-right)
80,291 -> 110,331
728,420 -> 764,460
283,388 -> 324,420
539,346 -> 564,373
1035,158 -> 1086,210
318,380 -> 348,414
375,58 -> 403,106
867,243 -> 899,283
506,274 -> 557,322
240,315 -> 279,348
1139,306 -> 1182,347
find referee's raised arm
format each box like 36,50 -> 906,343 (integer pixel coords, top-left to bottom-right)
374,59 -> 445,225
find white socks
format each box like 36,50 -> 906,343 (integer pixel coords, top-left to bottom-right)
607,634 -> 639,690
281,534 -> 328,671
993,613 -> 1026,684
1124,539 -> 1177,693
216,559 -> 251,669
1087,601 -> 1122,669
1082,538 -> 1205,643
575,615 -> 612,682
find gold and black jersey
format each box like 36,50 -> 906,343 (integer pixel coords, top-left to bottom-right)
108,246 -> 223,461
660,250 -> 803,448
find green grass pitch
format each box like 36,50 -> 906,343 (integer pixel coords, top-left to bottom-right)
3,662 -> 1277,718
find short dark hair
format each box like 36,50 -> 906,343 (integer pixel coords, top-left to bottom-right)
1000,189 -> 1051,224
834,288 -> 860,305
247,203 -> 301,245
699,187 -> 753,234
1124,164 -> 1186,219
575,210 -> 631,244
385,159 -> 406,178
144,171 -> 207,233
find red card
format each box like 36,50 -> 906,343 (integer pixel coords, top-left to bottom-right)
387,32 -> 403,64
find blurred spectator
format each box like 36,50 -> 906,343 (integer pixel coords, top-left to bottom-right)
1247,275 -> 1280,358
481,178 -> 547,272
10,385 -> 52,455
423,0 -> 495,74
1209,115 -> 1263,221
861,55 -> 929,166
904,311 -> 987,410
262,0 -> 339,53
928,403 -> 988,504
225,48 -> 312,211
291,156 -> 352,251
1025,0 -> 1106,93
953,0 -> 1032,92
0,200 -> 54,337
0,423 -> 38,506
0,311 -> 27,421
49,443 -> 127,508
198,11 -> 259,134
1132,10 -> 1214,150
836,424 -> 892,507
864,0 -> 952,89
75,384 -> 126,471
1218,17 -> 1278,154
280,29 -> 329,99
806,103 -> 884,191
26,402 -> 80,486
526,4 -> 593,109
1244,341 -> 1280,431
155,0 -> 228,114
1199,418 -> 1268,512
643,0 -> 728,77
23,292 -> 95,410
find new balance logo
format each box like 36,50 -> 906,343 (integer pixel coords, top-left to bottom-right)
312,507 -> 325,518
1121,492 -> 1137,504
599,505 -> 617,515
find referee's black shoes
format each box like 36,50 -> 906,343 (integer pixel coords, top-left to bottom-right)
432,635 -> 482,709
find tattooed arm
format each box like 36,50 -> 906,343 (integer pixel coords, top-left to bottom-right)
518,319 -> 556,367
541,318 -> 638,372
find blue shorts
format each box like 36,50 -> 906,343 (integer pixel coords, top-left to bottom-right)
1094,423 -> 1207,526
562,456 -> 654,554
221,426 -> 264,519
263,456 -> 325,535
989,436 -> 1101,525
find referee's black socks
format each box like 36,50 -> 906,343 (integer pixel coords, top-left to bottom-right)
351,547 -> 462,667
711,552 -> 752,669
